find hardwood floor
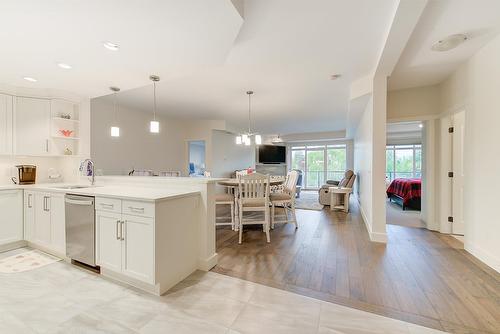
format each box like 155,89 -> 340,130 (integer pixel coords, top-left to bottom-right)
213,202 -> 500,334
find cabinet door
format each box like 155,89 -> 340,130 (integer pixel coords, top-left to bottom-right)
49,193 -> 66,254
96,211 -> 122,272
121,214 -> 154,283
34,192 -> 52,247
0,190 -> 23,245
24,191 -> 35,242
0,94 -> 13,155
14,97 -> 50,155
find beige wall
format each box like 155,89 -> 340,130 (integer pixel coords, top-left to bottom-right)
211,130 -> 255,178
387,84 -> 440,120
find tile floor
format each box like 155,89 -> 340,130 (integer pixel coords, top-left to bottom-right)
0,248 -> 447,334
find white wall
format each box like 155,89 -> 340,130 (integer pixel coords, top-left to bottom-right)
354,96 -> 374,231
91,99 -> 188,175
210,130 -> 255,178
438,34 -> 500,272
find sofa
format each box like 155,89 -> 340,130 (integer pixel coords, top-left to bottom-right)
318,170 -> 356,206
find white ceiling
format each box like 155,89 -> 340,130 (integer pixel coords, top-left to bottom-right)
389,0 -> 500,91
0,0 -> 398,135
0,0 -> 242,96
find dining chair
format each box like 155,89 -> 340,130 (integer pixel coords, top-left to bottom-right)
159,171 -> 181,177
215,192 -> 235,230
270,170 -> 299,229
237,173 -> 270,244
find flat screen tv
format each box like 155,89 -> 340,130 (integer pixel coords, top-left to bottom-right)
258,145 -> 286,164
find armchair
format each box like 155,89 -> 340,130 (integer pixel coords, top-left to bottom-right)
319,170 -> 356,206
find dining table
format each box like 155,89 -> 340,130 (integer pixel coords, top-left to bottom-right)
217,177 -> 285,230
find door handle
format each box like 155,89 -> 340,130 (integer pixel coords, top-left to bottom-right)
116,220 -> 121,240
120,221 -> 125,241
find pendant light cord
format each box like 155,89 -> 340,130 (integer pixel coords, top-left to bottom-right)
248,92 -> 252,134
153,81 -> 157,121
113,92 -> 117,122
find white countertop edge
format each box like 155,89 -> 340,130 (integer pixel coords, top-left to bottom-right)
0,184 -> 201,202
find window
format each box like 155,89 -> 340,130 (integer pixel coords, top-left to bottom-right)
291,144 -> 347,189
386,144 -> 422,181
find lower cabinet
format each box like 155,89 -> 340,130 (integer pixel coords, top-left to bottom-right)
96,199 -> 154,284
26,191 -> 66,254
0,190 -> 23,246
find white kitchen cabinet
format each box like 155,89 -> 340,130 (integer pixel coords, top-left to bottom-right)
34,192 -> 52,247
96,197 -> 155,284
24,191 -> 35,242
0,190 -> 23,245
49,193 -> 66,254
122,214 -> 154,283
0,94 -> 13,155
31,191 -> 66,254
96,211 -> 122,273
14,97 -> 50,155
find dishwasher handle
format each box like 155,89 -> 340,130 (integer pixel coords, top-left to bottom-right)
65,198 -> 94,206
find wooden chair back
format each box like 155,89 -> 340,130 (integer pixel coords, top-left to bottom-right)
284,170 -> 299,197
238,173 -> 270,204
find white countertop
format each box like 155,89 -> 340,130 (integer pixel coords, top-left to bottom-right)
0,183 -> 200,202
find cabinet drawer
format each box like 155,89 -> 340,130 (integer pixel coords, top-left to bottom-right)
96,197 -> 122,213
122,200 -> 154,218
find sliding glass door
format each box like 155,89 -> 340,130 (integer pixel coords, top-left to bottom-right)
291,144 -> 347,190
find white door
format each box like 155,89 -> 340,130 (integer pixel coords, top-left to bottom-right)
0,94 -> 13,155
34,192 -> 52,246
96,211 -> 122,272
50,193 -> 66,254
0,190 -> 23,245
14,97 -> 50,155
452,111 -> 465,235
24,191 -> 35,242
121,214 -> 154,283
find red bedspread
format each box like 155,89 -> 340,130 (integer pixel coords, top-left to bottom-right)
386,178 -> 421,205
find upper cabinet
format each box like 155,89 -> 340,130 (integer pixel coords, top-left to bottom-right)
14,97 -> 51,156
0,94 -> 13,155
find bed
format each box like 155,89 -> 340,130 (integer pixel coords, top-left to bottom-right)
386,178 -> 421,210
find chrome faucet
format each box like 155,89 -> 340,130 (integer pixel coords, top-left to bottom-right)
79,159 -> 95,186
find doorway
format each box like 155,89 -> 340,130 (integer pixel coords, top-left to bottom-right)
451,111 -> 465,235
188,140 -> 206,176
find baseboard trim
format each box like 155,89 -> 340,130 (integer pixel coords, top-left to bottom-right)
198,253 -> 218,271
464,242 -> 500,273
357,197 -> 387,243
0,240 -> 27,253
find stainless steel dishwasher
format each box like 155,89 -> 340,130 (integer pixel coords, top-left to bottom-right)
65,194 -> 96,267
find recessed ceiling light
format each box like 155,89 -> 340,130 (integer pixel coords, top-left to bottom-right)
23,77 -> 37,82
431,34 -> 467,52
419,123 -> 423,128
103,41 -> 119,51
57,62 -> 72,69
330,74 -> 342,80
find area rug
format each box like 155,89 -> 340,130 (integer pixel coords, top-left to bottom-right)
295,191 -> 324,211
0,249 -> 60,273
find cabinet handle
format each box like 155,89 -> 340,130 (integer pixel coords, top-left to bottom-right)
128,206 -> 144,213
45,196 -> 50,212
120,221 -> 125,241
116,220 -> 121,240
101,203 -> 114,208
46,139 -> 49,153
28,194 -> 33,208
43,196 -> 47,211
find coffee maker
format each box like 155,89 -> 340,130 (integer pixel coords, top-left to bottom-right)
12,165 -> 37,185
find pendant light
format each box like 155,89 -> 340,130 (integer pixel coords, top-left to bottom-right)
110,86 -> 120,137
236,91 -> 262,146
149,75 -> 160,133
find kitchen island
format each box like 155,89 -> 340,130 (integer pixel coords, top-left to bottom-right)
0,176 -> 223,295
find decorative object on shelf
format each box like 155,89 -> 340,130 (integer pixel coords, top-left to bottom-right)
236,91 -> 262,146
47,168 -> 62,181
59,113 -> 71,119
110,86 -> 121,137
59,129 -> 74,137
64,148 -> 73,155
149,75 -> 160,133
